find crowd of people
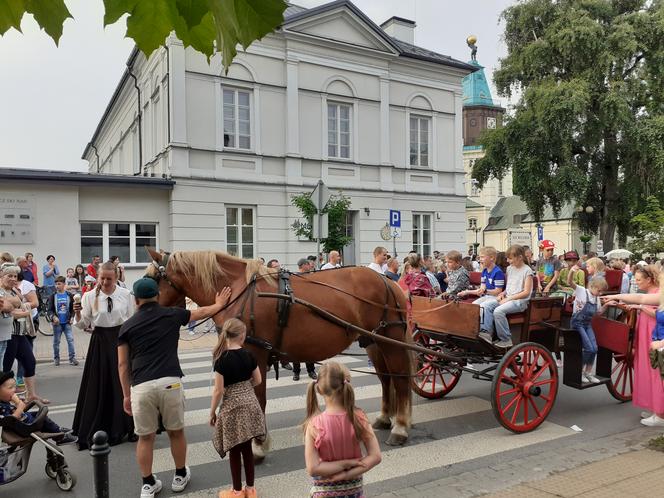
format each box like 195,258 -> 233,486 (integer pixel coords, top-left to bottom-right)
2,243 -> 664,498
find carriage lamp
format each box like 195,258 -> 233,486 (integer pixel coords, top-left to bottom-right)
576,205 -> 594,214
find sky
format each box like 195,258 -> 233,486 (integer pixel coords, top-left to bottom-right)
0,0 -> 514,172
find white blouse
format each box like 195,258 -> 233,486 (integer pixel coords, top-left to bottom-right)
74,285 -> 135,329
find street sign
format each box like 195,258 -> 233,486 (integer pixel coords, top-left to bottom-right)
596,239 -> 604,256
389,209 -> 401,227
312,212 -> 329,240
391,227 -> 402,238
312,181 -> 330,211
509,230 -> 531,247
537,225 -> 544,242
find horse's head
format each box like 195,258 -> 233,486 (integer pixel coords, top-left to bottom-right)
145,248 -> 187,308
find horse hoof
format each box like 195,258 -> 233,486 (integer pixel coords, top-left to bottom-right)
386,432 -> 408,446
372,416 -> 392,430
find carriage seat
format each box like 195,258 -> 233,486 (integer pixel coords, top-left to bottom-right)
0,400 -> 61,446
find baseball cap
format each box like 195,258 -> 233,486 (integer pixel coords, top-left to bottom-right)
297,258 -> 309,268
637,260 -> 647,267
132,277 -> 159,299
564,250 -> 579,261
84,275 -> 96,283
539,240 -> 555,250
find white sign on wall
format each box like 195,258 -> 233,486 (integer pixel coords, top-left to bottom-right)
509,230 -> 531,247
0,194 -> 33,244
596,239 -> 604,256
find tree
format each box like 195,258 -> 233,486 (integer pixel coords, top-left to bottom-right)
290,191 -> 352,254
0,0 -> 287,70
472,0 -> 664,251
628,196 -> 664,256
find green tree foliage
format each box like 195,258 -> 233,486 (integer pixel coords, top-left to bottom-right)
0,0 -> 287,70
628,196 -> 664,255
290,192 -> 352,254
473,0 -> 664,251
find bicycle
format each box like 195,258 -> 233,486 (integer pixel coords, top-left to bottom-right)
34,286 -> 54,337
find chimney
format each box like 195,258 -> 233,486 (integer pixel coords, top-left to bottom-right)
380,16 -> 416,45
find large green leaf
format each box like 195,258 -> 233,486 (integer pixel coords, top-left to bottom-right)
0,0 -> 25,35
125,0 -> 177,57
25,0 -> 72,45
103,0 -> 139,25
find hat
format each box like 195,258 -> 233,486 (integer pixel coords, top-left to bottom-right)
297,258 -> 309,268
132,278 -> 159,299
0,370 -> 14,387
84,275 -> 96,283
564,250 -> 579,261
637,260 -> 647,267
539,240 -> 555,250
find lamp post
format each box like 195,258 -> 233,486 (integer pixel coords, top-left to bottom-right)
469,225 -> 482,255
576,205 -> 594,254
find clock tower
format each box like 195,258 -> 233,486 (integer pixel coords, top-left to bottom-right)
462,36 -> 504,147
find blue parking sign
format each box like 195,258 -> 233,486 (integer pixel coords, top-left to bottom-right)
537,225 -> 544,241
389,210 -> 401,227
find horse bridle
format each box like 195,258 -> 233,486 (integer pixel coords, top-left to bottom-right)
147,253 -> 186,295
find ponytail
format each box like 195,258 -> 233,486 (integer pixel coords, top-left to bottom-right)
342,380 -> 366,442
212,318 -> 246,363
301,380 -> 321,435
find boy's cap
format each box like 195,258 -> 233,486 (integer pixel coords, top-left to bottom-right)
297,258 -> 309,268
564,250 -> 580,261
637,260 -> 647,267
84,275 -> 96,282
0,370 -> 14,386
132,278 -> 159,299
539,240 -> 555,250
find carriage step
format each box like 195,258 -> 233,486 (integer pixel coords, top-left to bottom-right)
563,375 -> 610,390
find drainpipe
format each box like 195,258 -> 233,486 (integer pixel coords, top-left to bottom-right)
89,143 -> 101,173
127,64 -> 143,175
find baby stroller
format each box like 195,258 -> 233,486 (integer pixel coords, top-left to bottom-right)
0,400 -> 76,491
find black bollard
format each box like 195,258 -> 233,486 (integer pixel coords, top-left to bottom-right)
90,431 -> 111,497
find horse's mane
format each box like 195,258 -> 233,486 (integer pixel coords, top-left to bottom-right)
148,250 -> 277,296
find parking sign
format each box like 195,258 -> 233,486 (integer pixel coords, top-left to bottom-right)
389,210 -> 401,227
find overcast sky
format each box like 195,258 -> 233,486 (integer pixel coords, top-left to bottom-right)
0,0 -> 513,172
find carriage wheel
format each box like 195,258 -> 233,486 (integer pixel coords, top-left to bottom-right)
411,329 -> 461,399
491,342 -> 558,433
607,349 -> 634,402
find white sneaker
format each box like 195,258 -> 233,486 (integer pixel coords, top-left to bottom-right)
494,339 -> 513,349
586,373 -> 601,384
556,359 -> 563,368
478,331 -> 493,343
641,415 -> 664,427
171,466 -> 191,492
581,373 -> 591,384
141,477 -> 162,498
642,411 -> 653,419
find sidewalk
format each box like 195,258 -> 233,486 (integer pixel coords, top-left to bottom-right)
33,318 -> 217,361
375,427 -> 664,498
483,448 -> 664,498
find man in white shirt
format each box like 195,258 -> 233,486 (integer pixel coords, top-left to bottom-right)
367,247 -> 387,274
321,251 -> 341,270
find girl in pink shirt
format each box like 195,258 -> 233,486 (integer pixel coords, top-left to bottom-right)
303,362 -> 381,498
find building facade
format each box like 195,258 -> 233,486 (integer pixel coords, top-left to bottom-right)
81,1 -> 475,268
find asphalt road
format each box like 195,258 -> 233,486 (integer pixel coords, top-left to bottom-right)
3,346 -> 651,497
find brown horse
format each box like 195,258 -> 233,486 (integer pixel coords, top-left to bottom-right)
146,249 -> 413,458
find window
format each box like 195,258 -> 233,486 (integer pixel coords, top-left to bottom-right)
223,88 -> 251,150
498,179 -> 504,197
226,207 -> 255,258
409,115 -> 430,167
79,222 -> 158,264
412,213 -> 432,257
468,218 -> 477,229
132,125 -> 140,174
152,87 -> 160,156
327,102 -> 351,159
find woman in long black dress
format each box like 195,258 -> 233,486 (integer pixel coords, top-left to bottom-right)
73,261 -> 135,450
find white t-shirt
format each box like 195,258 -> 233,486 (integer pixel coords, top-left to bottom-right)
573,285 -> 599,314
367,262 -> 384,274
505,264 -> 534,298
321,263 -> 340,270
19,280 -> 38,319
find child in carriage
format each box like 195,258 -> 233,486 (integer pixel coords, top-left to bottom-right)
442,250 -> 470,297
0,371 -> 76,445
566,267 -> 609,383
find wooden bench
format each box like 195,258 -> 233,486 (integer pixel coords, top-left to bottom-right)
410,296 -> 480,340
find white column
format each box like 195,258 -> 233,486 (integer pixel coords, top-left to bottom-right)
286,58 -> 300,156
379,76 -> 390,165
168,39 -> 188,146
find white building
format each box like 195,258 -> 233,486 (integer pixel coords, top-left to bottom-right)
78,1 -> 475,268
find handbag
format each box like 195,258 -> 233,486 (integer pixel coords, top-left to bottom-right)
13,303 -> 36,337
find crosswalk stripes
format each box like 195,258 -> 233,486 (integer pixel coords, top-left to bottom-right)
143,351 -> 576,497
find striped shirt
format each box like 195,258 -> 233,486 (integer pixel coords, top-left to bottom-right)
481,265 -> 505,291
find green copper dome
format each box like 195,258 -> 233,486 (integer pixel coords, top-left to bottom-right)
462,60 -> 496,107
